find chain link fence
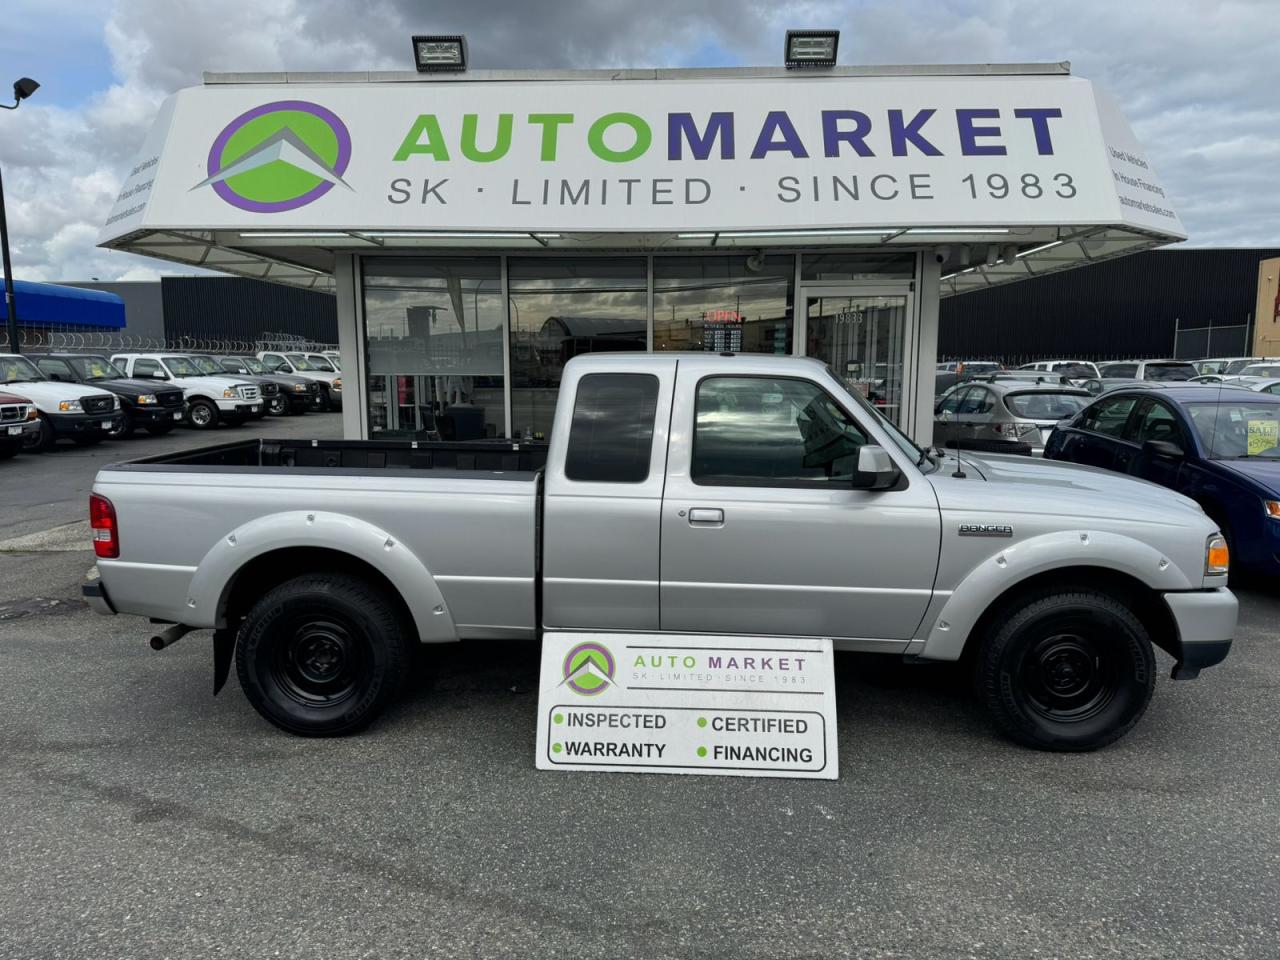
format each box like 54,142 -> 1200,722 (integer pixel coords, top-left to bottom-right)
14,326 -> 337,356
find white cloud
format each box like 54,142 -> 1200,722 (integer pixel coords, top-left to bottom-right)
0,0 -> 1275,284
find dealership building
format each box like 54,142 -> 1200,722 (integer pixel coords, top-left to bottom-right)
98,55 -> 1183,443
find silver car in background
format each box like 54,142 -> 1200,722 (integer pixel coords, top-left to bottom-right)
935,378 -> 1092,455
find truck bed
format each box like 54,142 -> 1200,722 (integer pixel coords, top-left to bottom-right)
119,437 -> 549,474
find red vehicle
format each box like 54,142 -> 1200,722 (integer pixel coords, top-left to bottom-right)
0,389 -> 40,459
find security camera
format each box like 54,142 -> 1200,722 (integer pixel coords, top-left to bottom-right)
933,245 -> 951,265
745,251 -> 766,273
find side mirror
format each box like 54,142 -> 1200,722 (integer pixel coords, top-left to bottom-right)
1143,439 -> 1184,458
851,444 -> 900,491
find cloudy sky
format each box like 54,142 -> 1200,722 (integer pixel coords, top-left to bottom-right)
0,0 -> 1276,281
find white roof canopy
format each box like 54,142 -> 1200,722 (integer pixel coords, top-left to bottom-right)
100,63 -> 1183,294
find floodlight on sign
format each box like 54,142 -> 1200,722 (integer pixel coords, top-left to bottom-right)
784,30 -> 839,69
412,35 -> 468,72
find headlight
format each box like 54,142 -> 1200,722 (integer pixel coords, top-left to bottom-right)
137,394 -> 157,404
25,406 -> 38,421
58,400 -> 83,413
332,378 -> 342,390
1205,533 -> 1230,576
1265,500 -> 1280,520
223,389 -> 236,399
293,382 -> 308,392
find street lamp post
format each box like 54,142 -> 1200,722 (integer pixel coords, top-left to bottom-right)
0,77 -> 41,354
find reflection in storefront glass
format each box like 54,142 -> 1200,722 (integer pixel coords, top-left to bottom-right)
508,257 -> 647,440
654,256 -> 793,355
362,257 -> 504,440
806,295 -> 907,427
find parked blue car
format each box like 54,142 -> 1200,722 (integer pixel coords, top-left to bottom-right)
1044,384 -> 1280,576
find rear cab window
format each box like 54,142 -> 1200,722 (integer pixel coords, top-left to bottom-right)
564,374 -> 659,483
1144,362 -> 1198,381
1100,363 -> 1137,378
1005,392 -> 1090,420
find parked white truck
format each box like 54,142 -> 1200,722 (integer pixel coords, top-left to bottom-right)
84,354 -> 1236,749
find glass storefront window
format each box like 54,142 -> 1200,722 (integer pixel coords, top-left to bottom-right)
653,255 -> 793,355
508,257 -> 647,440
805,292 -> 908,425
801,251 -> 915,282
362,257 -> 504,440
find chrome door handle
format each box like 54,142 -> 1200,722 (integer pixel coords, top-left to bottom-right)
688,508 -> 724,525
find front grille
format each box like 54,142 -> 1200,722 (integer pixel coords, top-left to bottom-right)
237,385 -> 260,402
158,391 -> 184,408
82,395 -> 114,415
306,382 -> 319,393
0,404 -> 27,424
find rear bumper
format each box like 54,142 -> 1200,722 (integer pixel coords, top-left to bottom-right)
82,569 -> 116,616
1163,588 -> 1237,679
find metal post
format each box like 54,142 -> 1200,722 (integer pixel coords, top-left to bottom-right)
0,162 -> 19,353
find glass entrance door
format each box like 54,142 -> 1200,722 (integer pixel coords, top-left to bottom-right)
802,288 -> 912,428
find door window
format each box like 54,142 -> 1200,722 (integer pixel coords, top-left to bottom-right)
564,374 -> 659,483
692,376 -> 870,487
1079,395 -> 1138,437
936,386 -> 965,414
1128,400 -> 1185,446
35,358 -> 75,381
132,358 -> 162,378
957,387 -> 992,416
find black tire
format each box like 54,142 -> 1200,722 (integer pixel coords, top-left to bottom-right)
267,395 -> 288,416
187,399 -> 219,429
310,388 -> 329,412
235,574 -> 410,736
144,422 -> 175,436
107,409 -> 134,439
23,414 -> 56,452
975,589 -> 1155,752
0,444 -> 18,460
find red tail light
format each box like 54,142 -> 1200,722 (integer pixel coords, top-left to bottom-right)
89,493 -> 119,559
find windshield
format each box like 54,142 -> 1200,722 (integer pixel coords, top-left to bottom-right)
1145,362 -> 1197,381
1186,400 -> 1280,459
1005,392 -> 1090,420
0,356 -> 44,383
1240,364 -> 1280,377
830,371 -> 923,464
286,353 -> 317,371
1224,359 -> 1258,374
1051,362 -> 1099,379
188,355 -> 224,375
71,356 -> 126,380
162,356 -> 202,377
240,357 -> 269,374
305,355 -> 336,371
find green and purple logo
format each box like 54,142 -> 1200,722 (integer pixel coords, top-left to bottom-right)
193,100 -> 352,212
560,641 -> 616,696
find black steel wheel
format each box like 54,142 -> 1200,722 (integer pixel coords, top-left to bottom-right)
187,398 -> 219,429
235,574 -> 410,736
23,414 -> 56,452
107,409 -> 134,439
976,589 -> 1154,751
267,394 -> 288,416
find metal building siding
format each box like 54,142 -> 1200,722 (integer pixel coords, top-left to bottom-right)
160,277 -> 338,343
939,248 -> 1280,361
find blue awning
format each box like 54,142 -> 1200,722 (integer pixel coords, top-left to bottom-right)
0,279 -> 125,328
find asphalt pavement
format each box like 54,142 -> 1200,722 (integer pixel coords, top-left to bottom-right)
1,415 -> 1278,959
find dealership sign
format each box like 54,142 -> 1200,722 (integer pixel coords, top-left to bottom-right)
535,632 -> 838,779
101,75 -> 1183,240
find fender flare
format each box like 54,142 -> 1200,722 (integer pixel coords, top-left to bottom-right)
185,510 -> 458,643
913,528 -> 1199,661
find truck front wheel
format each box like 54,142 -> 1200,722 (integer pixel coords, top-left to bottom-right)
235,573 -> 410,736
976,589 -> 1155,752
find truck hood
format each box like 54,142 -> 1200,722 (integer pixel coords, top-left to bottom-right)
171,375 -> 252,392
928,451 -> 1206,522
0,379 -> 117,409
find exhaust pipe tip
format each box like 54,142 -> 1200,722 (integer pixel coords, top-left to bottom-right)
149,636 -> 165,651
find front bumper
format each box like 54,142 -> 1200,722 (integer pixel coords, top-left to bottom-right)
1,419 -> 40,444
215,399 -> 262,416
1164,588 -> 1237,679
133,404 -> 186,424
50,411 -> 121,436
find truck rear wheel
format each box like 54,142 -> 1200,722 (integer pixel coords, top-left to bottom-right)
976,589 -> 1155,751
235,573 -> 410,736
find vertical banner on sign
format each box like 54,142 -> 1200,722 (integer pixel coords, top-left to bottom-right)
535,633 -> 838,779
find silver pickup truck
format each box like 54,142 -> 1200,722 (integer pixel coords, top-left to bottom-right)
85,353 -> 1237,750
